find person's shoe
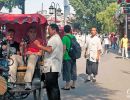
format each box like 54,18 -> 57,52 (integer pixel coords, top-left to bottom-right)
25,83 -> 32,90
71,86 -> 75,89
84,75 -> 91,83
71,81 -> 76,89
92,76 -> 96,83
61,87 -> 70,90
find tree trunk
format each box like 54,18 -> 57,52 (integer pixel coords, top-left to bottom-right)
21,0 -> 25,14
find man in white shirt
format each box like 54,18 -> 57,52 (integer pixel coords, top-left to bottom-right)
84,27 -> 102,82
35,24 -> 63,100
103,34 -> 110,54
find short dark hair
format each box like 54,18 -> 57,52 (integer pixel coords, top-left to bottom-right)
49,23 -> 59,33
64,25 -> 71,33
8,29 -> 15,34
28,26 -> 36,31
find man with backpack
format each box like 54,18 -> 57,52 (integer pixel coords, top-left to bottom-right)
84,27 -> 102,82
61,25 -> 81,90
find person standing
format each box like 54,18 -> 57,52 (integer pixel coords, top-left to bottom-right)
84,27 -> 102,82
120,34 -> 128,59
35,23 -> 63,100
61,25 -> 77,90
103,34 -> 110,54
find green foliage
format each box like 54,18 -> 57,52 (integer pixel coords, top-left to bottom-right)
96,3 -> 118,33
0,0 -> 8,2
69,0 -> 116,32
0,0 -> 25,13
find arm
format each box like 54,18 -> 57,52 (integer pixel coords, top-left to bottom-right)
34,40 -> 53,53
38,45 -> 52,53
84,47 -> 88,58
96,50 -> 101,61
96,38 -> 102,61
63,45 -> 66,54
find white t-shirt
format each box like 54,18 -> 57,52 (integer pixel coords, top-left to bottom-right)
85,35 -> 102,62
103,36 -> 110,45
42,34 -> 63,73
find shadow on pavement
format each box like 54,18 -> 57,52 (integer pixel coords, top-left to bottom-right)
60,73 -> 119,100
121,70 -> 130,75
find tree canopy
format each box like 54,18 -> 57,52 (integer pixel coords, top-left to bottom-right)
0,0 -> 25,13
69,0 -> 117,33
96,3 -> 118,33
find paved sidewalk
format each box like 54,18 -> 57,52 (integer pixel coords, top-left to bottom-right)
26,49 -> 130,100
59,50 -> 130,100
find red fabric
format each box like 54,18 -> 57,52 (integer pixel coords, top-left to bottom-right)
0,14 -> 47,43
27,39 -> 42,53
126,0 -> 130,3
0,14 -> 47,25
27,48 -> 39,52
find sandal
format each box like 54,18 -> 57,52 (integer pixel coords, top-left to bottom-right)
61,87 -> 70,90
71,86 -> 75,89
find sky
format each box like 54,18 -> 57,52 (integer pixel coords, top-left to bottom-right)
1,0 -> 75,14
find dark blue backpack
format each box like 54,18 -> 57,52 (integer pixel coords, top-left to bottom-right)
66,35 -> 81,59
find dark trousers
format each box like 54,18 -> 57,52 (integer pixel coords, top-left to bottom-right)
44,72 -> 61,100
86,59 -> 98,76
62,59 -> 77,82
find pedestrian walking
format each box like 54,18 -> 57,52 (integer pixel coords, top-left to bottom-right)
84,27 -> 102,82
120,34 -> 128,59
103,34 -> 110,54
35,23 -> 63,100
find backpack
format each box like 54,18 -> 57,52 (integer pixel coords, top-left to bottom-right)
66,35 -> 81,59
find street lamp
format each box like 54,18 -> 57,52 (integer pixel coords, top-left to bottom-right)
49,2 -> 62,23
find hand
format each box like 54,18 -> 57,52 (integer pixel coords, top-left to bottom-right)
96,56 -> 100,62
34,40 -> 40,45
84,54 -> 87,58
34,40 -> 42,48
26,51 -> 33,55
20,42 -> 24,46
2,45 -> 7,50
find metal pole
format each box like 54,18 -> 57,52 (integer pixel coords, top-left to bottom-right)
126,14 -> 128,35
55,8 -> 56,23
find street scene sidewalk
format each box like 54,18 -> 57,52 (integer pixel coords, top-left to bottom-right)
26,49 -> 130,100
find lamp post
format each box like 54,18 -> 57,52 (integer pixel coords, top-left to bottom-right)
83,15 -> 88,43
49,2 -> 62,23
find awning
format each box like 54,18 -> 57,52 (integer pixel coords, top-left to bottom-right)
0,13 -> 47,25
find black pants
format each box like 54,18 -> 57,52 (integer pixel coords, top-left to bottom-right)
44,72 -> 61,100
86,59 -> 99,76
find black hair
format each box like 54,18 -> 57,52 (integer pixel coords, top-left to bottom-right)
49,23 -> 59,33
8,29 -> 15,34
64,25 -> 71,33
28,26 -> 37,31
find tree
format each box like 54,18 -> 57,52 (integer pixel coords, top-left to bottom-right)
96,3 -> 118,33
0,0 -> 25,13
0,0 -> 8,10
69,0 -> 116,32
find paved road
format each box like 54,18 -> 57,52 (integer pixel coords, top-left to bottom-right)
26,49 -> 130,100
